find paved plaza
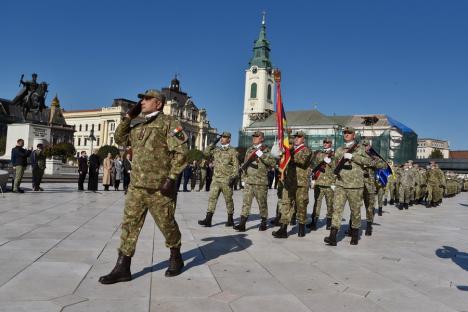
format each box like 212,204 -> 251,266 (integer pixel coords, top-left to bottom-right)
0,184 -> 467,312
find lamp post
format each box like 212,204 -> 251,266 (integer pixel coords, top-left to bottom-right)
89,124 -> 96,154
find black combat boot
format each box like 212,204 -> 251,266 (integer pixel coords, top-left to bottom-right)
306,213 -> 316,229
165,247 -> 184,277
258,217 -> 267,231
409,200 -> 413,207
398,204 -> 403,210
233,215 -> 248,232
350,228 -> 359,245
365,221 -> 373,236
345,220 -> 352,236
324,227 -> 338,246
198,212 -> 213,227
270,213 -> 281,226
298,223 -> 306,237
99,252 -> 132,284
389,199 -> 394,205
290,212 -> 297,226
384,198 -> 387,206
272,224 -> 288,238
425,202 -> 432,208
225,214 -> 234,227
404,203 -> 409,210
326,217 -> 332,230
378,207 -> 383,216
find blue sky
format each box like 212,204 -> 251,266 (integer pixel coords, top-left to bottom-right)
1,0 -> 467,149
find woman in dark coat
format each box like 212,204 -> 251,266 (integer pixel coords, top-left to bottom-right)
88,151 -> 101,191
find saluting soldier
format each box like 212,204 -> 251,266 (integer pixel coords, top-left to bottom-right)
99,89 -> 188,284
307,137 -> 335,231
272,131 -> 313,238
198,132 -> 239,227
234,131 -> 276,232
324,127 -> 372,246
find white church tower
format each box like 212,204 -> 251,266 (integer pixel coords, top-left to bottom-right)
242,14 -> 275,129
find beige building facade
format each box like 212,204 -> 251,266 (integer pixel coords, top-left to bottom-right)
63,78 -> 217,155
417,138 -> 450,159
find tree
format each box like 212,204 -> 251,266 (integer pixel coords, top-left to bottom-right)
429,148 -> 444,159
44,142 -> 76,162
97,145 -> 120,161
186,149 -> 204,162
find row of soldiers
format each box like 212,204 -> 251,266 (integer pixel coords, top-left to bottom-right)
197,126 -> 464,247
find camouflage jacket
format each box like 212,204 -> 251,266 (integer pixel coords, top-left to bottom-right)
114,113 -> 188,190
199,159 -> 208,171
312,150 -> 335,187
243,144 -> 276,186
32,149 -> 46,170
333,143 -> 372,188
399,169 -> 415,187
284,145 -> 313,188
426,168 -> 446,186
204,144 -> 239,183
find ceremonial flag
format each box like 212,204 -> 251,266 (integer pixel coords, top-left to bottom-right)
274,69 -> 290,179
376,165 -> 393,186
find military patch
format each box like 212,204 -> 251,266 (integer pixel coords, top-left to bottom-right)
170,127 -> 187,142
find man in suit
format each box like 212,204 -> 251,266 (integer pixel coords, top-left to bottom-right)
78,151 -> 88,191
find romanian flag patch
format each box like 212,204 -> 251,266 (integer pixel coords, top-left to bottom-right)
170,126 -> 187,142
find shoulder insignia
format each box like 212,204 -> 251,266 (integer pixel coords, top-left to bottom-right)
170,126 -> 187,142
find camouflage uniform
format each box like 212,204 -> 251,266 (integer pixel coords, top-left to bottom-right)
204,142 -> 239,215
241,144 -> 276,218
386,165 -> 397,204
363,157 -> 387,222
114,111 -> 187,257
398,168 -> 415,206
331,143 -> 372,230
311,149 -> 335,222
280,144 -> 313,225
198,159 -> 208,191
426,166 -> 446,206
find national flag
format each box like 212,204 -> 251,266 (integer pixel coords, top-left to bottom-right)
274,69 -> 290,179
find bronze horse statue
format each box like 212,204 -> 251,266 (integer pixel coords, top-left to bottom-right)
12,80 -> 48,120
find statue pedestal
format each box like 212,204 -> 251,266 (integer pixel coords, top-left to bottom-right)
0,123 -> 51,160
45,158 -> 63,175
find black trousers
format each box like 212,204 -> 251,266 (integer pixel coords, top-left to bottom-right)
78,173 -> 87,190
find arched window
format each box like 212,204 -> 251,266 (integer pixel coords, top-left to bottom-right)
267,84 -> 272,101
250,83 -> 257,99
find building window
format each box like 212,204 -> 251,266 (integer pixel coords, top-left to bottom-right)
78,138 -> 81,146
84,138 -> 88,146
79,124 -> 82,131
267,84 -> 272,101
250,83 -> 257,99
96,137 -> 100,146
98,124 -> 101,131
110,137 -> 114,145
85,124 -> 88,131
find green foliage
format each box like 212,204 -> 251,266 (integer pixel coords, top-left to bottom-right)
429,148 -> 444,159
186,149 -> 204,162
44,142 -> 76,161
97,145 -> 120,160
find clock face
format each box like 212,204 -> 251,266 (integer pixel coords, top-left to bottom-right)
251,66 -> 258,74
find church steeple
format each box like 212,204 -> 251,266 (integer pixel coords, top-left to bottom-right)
249,12 -> 272,69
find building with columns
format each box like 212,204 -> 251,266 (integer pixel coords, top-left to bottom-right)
63,79 -> 217,155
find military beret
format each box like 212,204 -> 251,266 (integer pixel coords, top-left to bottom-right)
323,137 -> 332,143
252,131 -> 264,137
138,89 -> 165,102
221,131 -> 231,138
292,130 -> 306,137
342,126 -> 356,133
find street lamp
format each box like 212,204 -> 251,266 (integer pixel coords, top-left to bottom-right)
89,124 -> 96,154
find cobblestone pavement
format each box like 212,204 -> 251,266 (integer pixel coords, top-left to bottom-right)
0,184 -> 467,311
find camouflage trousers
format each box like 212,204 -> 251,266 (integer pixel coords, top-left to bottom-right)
280,185 -> 309,224
414,184 -> 421,201
312,185 -> 334,218
410,184 -> 417,201
331,186 -> 363,230
119,186 -> 181,257
198,170 -> 207,191
363,180 -> 376,222
398,186 -> 412,204
420,185 -> 427,200
376,184 -> 385,207
427,184 -> 443,203
241,183 -> 268,218
387,182 -> 397,201
207,180 -> 234,214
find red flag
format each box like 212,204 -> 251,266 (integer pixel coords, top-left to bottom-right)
274,69 -> 290,179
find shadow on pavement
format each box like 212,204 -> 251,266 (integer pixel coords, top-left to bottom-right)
435,245 -> 468,291
132,234 -> 252,280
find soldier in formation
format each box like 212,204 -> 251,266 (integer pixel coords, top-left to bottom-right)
272,131 -> 313,238
198,132 -> 239,227
234,131 -> 276,232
